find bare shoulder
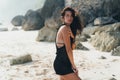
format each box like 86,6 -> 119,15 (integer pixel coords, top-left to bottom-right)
59,25 -> 69,33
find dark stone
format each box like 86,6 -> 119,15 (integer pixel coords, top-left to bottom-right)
109,78 -> 117,80
112,46 -> 120,56
11,15 -> 25,26
22,10 -> 44,31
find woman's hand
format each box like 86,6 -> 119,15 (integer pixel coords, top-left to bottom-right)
72,65 -> 79,76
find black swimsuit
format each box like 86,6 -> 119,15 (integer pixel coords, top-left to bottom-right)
53,37 -> 74,75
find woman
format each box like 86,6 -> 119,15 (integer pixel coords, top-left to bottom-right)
53,7 -> 83,80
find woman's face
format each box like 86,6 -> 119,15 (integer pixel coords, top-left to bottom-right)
63,11 -> 73,25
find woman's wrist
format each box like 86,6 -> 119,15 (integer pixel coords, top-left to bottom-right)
72,64 -> 76,68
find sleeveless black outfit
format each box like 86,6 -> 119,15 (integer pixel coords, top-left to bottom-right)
53,37 -> 74,75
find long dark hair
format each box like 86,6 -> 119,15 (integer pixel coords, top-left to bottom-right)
61,7 -> 83,44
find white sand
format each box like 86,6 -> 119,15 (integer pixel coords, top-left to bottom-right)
0,30 -> 120,80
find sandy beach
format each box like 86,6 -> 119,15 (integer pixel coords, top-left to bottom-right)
0,30 -> 120,80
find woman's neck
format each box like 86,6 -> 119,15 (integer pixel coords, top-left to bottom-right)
64,22 -> 71,26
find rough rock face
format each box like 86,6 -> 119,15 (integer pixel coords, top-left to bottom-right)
22,10 -> 44,31
36,0 -> 64,41
11,15 -> 25,26
36,18 -> 58,42
89,22 -> 120,52
11,0 -> 64,31
66,0 -> 120,26
37,0 -> 64,29
38,0 -> 65,21
112,46 -> 120,56
82,26 -> 98,35
92,26 -> 110,35
94,17 -> 117,26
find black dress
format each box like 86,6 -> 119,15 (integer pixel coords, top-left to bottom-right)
53,37 -> 74,75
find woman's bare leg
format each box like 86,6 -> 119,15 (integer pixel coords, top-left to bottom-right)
61,73 -> 81,80
60,76 -> 64,80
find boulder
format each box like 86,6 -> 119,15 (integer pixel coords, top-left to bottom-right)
112,46 -> 120,56
83,34 -> 91,39
75,42 -> 89,51
75,35 -> 89,50
36,0 -> 64,42
11,15 -> 25,26
37,0 -> 64,21
82,26 -> 98,35
89,22 -> 120,52
94,17 -> 117,26
92,24 -> 111,35
78,35 -> 88,42
66,0 -> 120,26
99,56 -> 106,59
21,0 -> 64,31
36,18 -> 58,42
51,7 -> 63,26
76,33 -> 91,42
22,10 -> 44,31
10,54 -> 32,65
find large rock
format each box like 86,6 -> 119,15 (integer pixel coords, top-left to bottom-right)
21,0 -> 64,31
76,34 -> 91,42
10,54 -> 32,65
93,22 -> 120,34
11,15 -> 25,26
37,0 -> 65,21
89,22 -> 120,52
75,42 -> 89,50
75,34 -> 89,50
36,0 -> 64,42
51,7 -> 63,26
22,10 -> 44,31
94,17 -> 117,26
36,18 -> 58,42
112,46 -> 120,56
66,0 -> 120,26
82,26 -> 98,35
